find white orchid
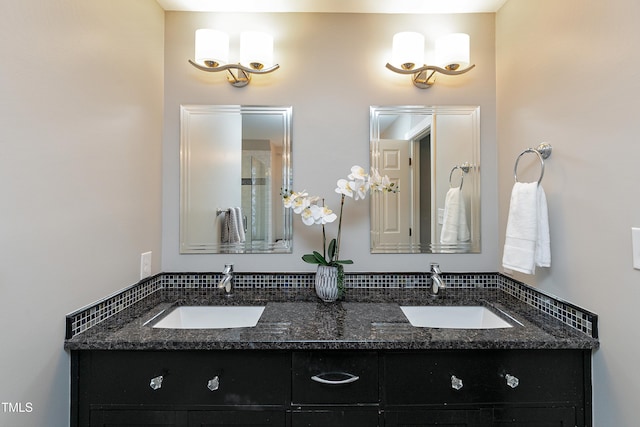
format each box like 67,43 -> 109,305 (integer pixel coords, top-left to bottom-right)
310,204 -> 338,225
283,190 -> 307,208
368,167 -> 397,194
347,165 -> 368,181
353,179 -> 370,200
300,207 -> 315,225
282,165 -> 397,286
335,179 -> 355,198
292,195 -> 311,214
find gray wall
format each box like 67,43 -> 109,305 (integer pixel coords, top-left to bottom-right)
162,11 -> 499,272
0,1 -> 164,426
496,1 -> 640,425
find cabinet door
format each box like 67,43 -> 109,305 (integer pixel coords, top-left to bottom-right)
492,406 -> 576,426
384,409 -> 489,427
291,409 -> 379,427
83,351 -> 289,406
189,410 -> 285,426
384,350 -> 585,406
91,410 -> 187,427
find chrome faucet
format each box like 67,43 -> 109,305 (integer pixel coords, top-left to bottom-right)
218,263 -> 234,295
430,263 -> 445,296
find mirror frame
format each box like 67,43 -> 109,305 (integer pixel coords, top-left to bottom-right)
370,105 -> 480,254
180,105 -> 293,254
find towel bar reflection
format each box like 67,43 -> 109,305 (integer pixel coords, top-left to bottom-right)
449,162 -> 470,190
514,143 -> 552,185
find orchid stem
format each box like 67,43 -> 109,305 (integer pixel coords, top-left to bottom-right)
322,224 -> 326,261
334,194 -> 346,262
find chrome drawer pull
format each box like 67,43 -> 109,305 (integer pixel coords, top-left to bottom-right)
149,375 -> 163,390
451,375 -> 463,390
207,376 -> 220,392
311,372 -> 360,385
505,373 -> 520,389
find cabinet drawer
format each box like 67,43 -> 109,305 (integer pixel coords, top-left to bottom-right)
292,351 -> 379,404
384,350 -> 585,405
81,350 -> 289,406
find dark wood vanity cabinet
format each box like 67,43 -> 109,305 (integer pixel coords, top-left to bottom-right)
291,351 -> 380,426
383,349 -> 591,427
71,349 -> 591,427
72,350 -> 290,427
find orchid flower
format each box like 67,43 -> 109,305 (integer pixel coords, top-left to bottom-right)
283,190 -> 306,208
310,204 -> 337,225
353,179 -> 370,200
282,165 -> 397,280
300,207 -> 315,225
292,195 -> 311,214
335,179 -> 355,198
368,168 -> 397,193
347,165 -> 368,181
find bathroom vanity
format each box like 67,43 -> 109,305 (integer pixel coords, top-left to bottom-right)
65,280 -> 598,427
74,348 -> 589,426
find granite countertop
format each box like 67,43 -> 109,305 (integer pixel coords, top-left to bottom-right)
64,288 -> 599,351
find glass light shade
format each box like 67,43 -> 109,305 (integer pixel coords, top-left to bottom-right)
240,31 -> 274,69
436,33 -> 470,70
195,29 -> 229,67
391,32 -> 425,70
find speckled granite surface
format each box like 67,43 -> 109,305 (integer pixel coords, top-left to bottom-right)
64,288 -> 598,351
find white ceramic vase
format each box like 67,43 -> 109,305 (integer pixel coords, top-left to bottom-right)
315,265 -> 340,302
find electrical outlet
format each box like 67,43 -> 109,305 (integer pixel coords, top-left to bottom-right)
632,228 -> 640,270
140,251 -> 152,279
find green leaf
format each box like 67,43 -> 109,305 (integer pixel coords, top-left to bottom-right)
313,251 -> 328,264
304,251 -> 329,265
302,254 -> 321,264
335,259 -> 354,265
327,238 -> 337,260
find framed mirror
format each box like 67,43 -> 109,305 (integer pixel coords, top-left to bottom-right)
370,105 -> 480,253
180,105 -> 292,253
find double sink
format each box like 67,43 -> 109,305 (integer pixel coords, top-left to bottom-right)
151,304 -> 516,330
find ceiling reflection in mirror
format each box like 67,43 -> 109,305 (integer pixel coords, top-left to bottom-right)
370,106 -> 480,253
180,105 -> 292,253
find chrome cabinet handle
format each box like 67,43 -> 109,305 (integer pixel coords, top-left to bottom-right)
207,376 -> 220,392
149,375 -> 163,390
311,372 -> 360,385
505,373 -> 520,388
451,375 -> 463,390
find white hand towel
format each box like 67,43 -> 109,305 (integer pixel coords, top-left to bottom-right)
502,182 -> 551,274
535,186 -> 551,268
222,208 -> 242,243
221,209 -> 230,243
440,187 -> 470,244
234,207 -> 246,243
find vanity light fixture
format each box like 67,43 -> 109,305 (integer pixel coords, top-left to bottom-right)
385,32 -> 475,89
188,29 -> 280,87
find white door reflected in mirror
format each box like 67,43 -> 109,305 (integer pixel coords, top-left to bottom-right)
370,106 -> 480,254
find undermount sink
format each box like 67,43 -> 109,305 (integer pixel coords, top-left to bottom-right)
152,306 -> 265,329
400,306 -> 514,329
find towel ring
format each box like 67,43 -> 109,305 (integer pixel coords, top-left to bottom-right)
514,143 -> 552,185
449,162 -> 470,190
449,166 -> 464,190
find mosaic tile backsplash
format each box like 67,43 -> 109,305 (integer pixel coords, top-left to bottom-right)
66,272 -> 597,340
